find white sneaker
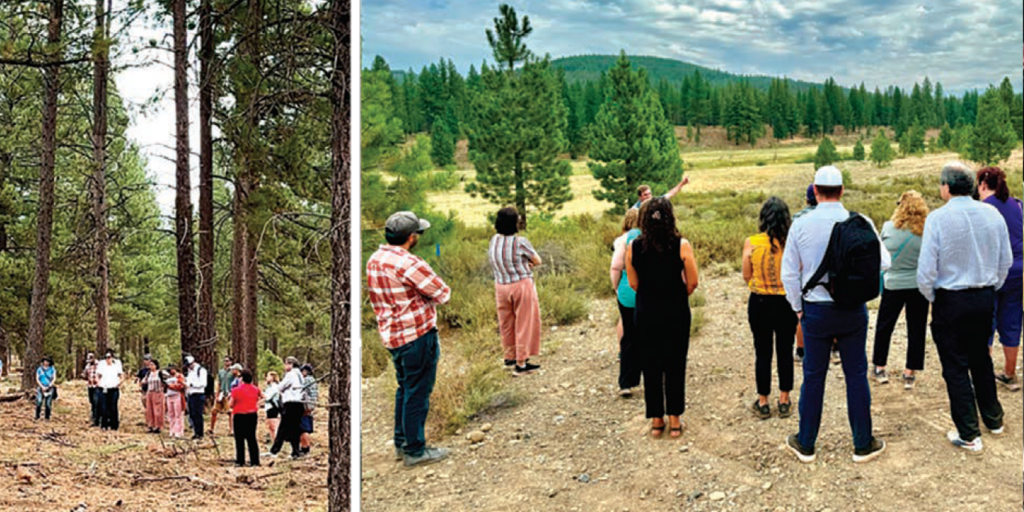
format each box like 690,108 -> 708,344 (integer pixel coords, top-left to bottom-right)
988,425 -> 1005,436
261,452 -> 278,459
946,431 -> 983,452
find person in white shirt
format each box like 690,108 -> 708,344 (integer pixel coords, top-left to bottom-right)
917,162 -> 1010,453
95,349 -> 124,431
780,166 -> 890,465
265,357 -> 305,459
184,355 -> 209,440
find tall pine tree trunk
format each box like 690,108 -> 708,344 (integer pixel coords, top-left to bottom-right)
92,0 -> 110,355
514,158 -> 526,230
23,0 -> 65,392
197,0 -> 217,372
173,0 -> 198,358
237,0 -> 262,372
243,234 -> 258,371
230,196 -> 248,363
0,322 -> 8,378
327,1 -> 351,509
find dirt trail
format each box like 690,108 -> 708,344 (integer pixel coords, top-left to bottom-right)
361,272 -> 1023,511
0,380 -> 328,511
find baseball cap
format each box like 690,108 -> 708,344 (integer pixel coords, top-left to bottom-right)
806,184 -> 818,206
230,363 -> 243,371
300,364 -> 314,374
385,211 -> 430,238
814,166 -> 844,187
184,355 -> 195,365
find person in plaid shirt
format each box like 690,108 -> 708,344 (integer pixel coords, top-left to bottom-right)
83,352 -> 101,427
367,211 -> 451,468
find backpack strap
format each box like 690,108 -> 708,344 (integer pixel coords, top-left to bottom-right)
800,212 -> 856,297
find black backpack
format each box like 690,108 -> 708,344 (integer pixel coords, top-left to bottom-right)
204,367 -> 215,397
802,212 -> 882,307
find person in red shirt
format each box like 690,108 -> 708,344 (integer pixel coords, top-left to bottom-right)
230,369 -> 263,467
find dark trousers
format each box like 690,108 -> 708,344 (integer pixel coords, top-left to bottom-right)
187,394 -> 205,438
233,413 -> 260,466
390,330 -> 440,457
748,294 -> 797,396
617,301 -> 641,390
798,302 -> 874,451
873,288 -> 930,370
638,307 -> 691,419
270,402 -> 305,457
88,387 -> 101,426
933,288 -> 1004,441
101,388 -> 120,430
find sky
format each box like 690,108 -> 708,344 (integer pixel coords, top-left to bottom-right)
362,0 -> 1023,94
113,0 -> 1021,214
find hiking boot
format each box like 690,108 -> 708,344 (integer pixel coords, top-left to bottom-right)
513,362 -> 540,377
995,373 -> 1021,392
395,447 -> 404,461
751,400 -> 771,420
852,438 -> 887,463
777,401 -> 792,419
903,373 -> 916,390
403,447 -> 450,468
873,367 -> 889,384
947,431 -> 983,452
786,435 -> 815,463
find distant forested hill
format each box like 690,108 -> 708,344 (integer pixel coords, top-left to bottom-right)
551,54 -> 825,92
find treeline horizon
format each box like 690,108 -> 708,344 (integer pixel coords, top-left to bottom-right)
369,52 -> 1024,155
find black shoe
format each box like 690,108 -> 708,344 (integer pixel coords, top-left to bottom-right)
302,447 -> 310,455
786,435 -> 816,463
513,362 -> 540,376
751,400 -> 771,420
853,438 -> 886,463
777,401 -> 792,419
503,359 -> 515,369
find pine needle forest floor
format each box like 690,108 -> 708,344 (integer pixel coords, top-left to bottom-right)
0,380 -> 328,511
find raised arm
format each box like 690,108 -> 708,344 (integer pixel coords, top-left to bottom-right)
663,175 -> 690,202
681,240 -> 699,296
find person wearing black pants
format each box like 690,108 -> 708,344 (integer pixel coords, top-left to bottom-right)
932,289 -> 1004,441
269,402 -> 304,458
872,289 -> 929,377
102,388 -> 120,430
187,393 -> 205,439
233,413 -> 259,466
617,301 -> 641,392
748,294 -> 797,414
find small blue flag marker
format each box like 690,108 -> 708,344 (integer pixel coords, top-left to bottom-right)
436,244 -> 441,257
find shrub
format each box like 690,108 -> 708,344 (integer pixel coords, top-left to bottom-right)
852,139 -> 865,161
814,137 -> 839,169
257,349 -> 285,381
869,131 -> 895,167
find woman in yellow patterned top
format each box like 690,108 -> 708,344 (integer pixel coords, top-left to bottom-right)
742,197 -> 798,420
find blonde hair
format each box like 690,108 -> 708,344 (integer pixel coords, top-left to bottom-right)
891,190 -> 929,237
266,371 -> 280,383
622,208 -> 639,232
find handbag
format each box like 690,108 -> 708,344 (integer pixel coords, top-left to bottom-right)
880,232 -> 913,294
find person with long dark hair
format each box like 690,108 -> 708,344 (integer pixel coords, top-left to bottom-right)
488,207 -> 544,376
626,197 -> 699,439
742,197 -> 797,420
230,369 -> 263,467
977,167 -> 1022,393
873,191 -> 930,389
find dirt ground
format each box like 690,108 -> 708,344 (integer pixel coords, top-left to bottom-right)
0,380 -> 328,511
360,272 -> 1023,511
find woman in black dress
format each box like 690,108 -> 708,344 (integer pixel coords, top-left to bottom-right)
626,197 -> 700,438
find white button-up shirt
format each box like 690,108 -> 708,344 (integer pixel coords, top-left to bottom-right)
277,368 -> 305,404
96,358 -> 123,390
781,202 -> 891,313
186,364 -> 208,395
917,196 -> 1013,302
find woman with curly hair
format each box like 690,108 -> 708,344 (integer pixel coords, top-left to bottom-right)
625,197 -> 699,439
873,190 -> 930,389
977,167 -> 1022,392
742,197 -> 797,420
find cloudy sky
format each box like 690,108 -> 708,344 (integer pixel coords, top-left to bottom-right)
363,0 -> 1022,94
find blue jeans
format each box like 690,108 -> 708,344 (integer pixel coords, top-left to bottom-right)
989,276 -> 1022,349
390,330 -> 440,457
88,387 -> 101,426
36,389 -> 54,420
798,302 -> 874,451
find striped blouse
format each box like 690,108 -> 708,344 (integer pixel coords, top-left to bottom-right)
489,235 -> 539,285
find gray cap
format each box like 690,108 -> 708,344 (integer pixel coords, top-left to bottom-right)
386,211 -> 430,238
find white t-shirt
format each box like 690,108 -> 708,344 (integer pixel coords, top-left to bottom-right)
96,359 -> 123,390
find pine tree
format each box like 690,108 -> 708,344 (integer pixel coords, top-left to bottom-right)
588,52 -> 682,212
852,139 -> 865,161
814,137 -> 839,169
430,118 -> 455,167
466,5 -> 572,228
870,130 -> 895,167
967,86 -> 1017,165
938,123 -> 954,149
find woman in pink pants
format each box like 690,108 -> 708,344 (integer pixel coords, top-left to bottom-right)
488,207 -> 543,377
163,365 -> 187,438
144,360 -> 166,434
